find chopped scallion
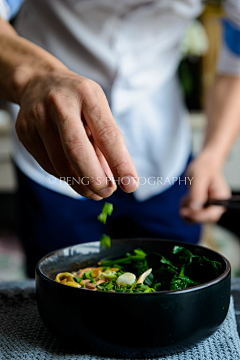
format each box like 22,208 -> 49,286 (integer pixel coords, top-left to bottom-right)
100,234 -> 111,250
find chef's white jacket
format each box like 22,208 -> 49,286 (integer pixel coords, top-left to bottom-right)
1,0 -> 240,200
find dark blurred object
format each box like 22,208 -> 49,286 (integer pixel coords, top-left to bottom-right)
218,192 -> 240,239
206,195 -> 240,210
0,193 -> 17,230
178,57 -> 202,110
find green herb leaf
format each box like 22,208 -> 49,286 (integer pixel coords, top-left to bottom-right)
159,254 -> 178,270
100,234 -> 111,250
102,266 -> 111,271
153,283 -> 161,291
132,260 -> 149,277
130,280 -> 137,291
73,276 -> 82,283
170,265 -> 200,290
100,254 -> 146,267
96,285 -> 104,291
172,246 -> 195,266
98,202 -> 113,224
199,256 -> 222,275
83,269 -> 93,280
143,288 -> 152,293
97,212 -> 107,224
134,248 -> 147,257
102,270 -> 117,280
102,202 -> 113,216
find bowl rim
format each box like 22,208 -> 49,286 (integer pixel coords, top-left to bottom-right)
36,238 -> 231,296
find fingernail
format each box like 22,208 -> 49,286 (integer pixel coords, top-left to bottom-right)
112,181 -> 117,192
189,201 -> 202,210
91,194 -> 103,201
109,178 -> 117,192
121,176 -> 139,193
98,187 -> 113,198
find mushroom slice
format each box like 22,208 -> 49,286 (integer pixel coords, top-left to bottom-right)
136,268 -> 152,285
116,272 -> 136,286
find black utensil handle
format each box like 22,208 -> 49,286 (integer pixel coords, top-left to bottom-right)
205,196 -> 240,210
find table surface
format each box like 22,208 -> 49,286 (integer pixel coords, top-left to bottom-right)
230,278 -> 240,334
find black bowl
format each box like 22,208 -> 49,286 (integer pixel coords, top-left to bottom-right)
36,238 -> 231,358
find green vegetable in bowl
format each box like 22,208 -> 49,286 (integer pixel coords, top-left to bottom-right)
170,264 -> 200,290
55,243 -> 222,292
98,245 -> 223,291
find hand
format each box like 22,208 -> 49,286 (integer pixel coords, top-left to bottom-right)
180,155 -> 231,223
15,68 -> 139,200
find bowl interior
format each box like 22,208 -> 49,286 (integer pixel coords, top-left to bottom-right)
37,238 -> 230,291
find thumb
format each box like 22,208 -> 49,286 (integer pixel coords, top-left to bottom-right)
187,174 -> 209,210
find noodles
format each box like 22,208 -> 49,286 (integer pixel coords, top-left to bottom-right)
54,264 -> 155,292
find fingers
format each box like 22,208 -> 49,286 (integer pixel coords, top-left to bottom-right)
185,173 -> 209,212
15,113 -> 58,177
16,111 -> 103,200
180,165 -> 231,223
180,174 -> 209,223
208,173 -> 231,200
49,91 -> 115,198
81,83 -> 139,193
38,122 -> 103,200
180,203 -> 225,223
92,139 -> 117,192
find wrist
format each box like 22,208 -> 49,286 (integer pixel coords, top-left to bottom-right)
12,60 -> 66,105
3,33 -> 68,104
196,148 -> 225,171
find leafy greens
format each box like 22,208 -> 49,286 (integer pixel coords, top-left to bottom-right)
99,245 -> 222,291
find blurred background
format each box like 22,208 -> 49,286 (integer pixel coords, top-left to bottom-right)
0,1 -> 240,281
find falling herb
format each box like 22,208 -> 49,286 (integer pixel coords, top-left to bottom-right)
97,202 -> 113,224
98,202 -> 113,249
100,234 -> 111,250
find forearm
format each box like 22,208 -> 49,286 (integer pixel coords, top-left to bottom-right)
0,18 -> 66,104
201,75 -> 240,168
